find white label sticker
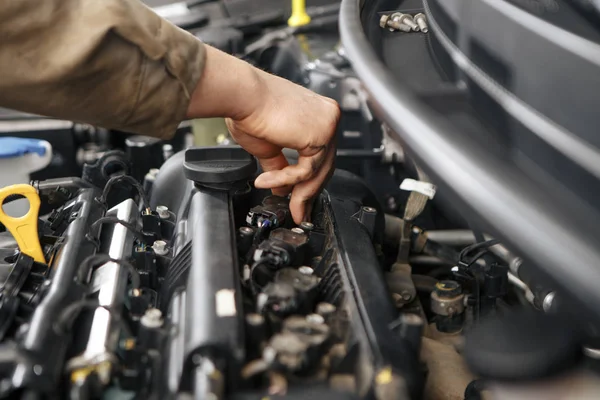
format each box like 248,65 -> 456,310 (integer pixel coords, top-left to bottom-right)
215,289 -> 237,317
400,179 -> 437,199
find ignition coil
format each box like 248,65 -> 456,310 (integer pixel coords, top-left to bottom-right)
253,228 -> 308,266
246,196 -> 291,230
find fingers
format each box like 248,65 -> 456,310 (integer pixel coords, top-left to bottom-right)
288,142 -> 336,224
254,145 -> 328,189
257,151 -> 292,197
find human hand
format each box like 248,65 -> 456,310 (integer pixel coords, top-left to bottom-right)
226,72 -> 339,224
186,46 -> 340,223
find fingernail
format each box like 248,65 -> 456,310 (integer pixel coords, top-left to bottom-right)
254,174 -> 272,188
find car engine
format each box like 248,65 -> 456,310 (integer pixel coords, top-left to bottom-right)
1,0 -> 600,399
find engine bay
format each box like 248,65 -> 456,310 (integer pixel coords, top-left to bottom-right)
1,0 -> 600,399
0,143 -> 596,400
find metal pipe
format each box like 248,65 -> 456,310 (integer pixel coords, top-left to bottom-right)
66,199 -> 140,384
32,177 -> 93,193
424,229 -> 522,275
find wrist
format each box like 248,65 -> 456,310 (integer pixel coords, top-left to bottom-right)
185,45 -> 267,121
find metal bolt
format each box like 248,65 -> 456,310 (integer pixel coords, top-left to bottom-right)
542,291 -> 556,313
239,226 -> 254,235
298,266 -> 314,275
379,14 -> 391,28
291,227 -> 305,235
380,13 -> 411,32
141,308 -> 163,328
156,205 -> 169,219
299,221 -> 314,232
152,240 -> 169,256
162,144 -> 174,160
362,206 -> 377,214
392,13 -> 419,31
413,13 -> 428,33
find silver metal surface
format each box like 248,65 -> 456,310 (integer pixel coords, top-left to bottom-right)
542,291 -> 556,312
299,221 -> 314,232
430,291 -> 465,316
70,199 -> 140,372
153,240 -> 169,256
391,13 -> 419,31
380,13 -> 411,32
414,13 -> 429,33
141,308 -> 164,328
291,227 -> 305,235
508,272 -> 535,304
156,205 -> 170,219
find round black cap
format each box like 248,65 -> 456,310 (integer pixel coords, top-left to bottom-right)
464,310 -> 581,381
183,146 -> 257,186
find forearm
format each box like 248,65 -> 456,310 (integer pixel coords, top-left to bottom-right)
0,0 -> 205,139
186,46 -> 267,121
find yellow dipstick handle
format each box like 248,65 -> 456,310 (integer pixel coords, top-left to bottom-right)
288,0 -> 311,27
0,184 -> 45,264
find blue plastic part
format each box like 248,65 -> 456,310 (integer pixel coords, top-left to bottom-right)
0,137 -> 47,159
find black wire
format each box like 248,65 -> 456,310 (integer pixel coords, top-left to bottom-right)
78,253 -> 141,289
53,299 -> 111,334
99,175 -> 149,210
90,216 -> 143,239
465,249 -> 491,268
53,299 -> 131,336
458,239 -> 500,262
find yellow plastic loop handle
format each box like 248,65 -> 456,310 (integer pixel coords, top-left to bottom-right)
288,0 -> 311,27
0,184 -> 45,264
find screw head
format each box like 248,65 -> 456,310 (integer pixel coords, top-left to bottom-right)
379,14 -> 391,28
299,221 -> 314,232
152,240 -> 169,256
141,307 -> 163,328
156,205 -> 169,219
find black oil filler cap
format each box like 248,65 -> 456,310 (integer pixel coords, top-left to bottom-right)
183,146 -> 257,189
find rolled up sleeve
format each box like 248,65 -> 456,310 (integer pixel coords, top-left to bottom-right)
0,0 -> 206,139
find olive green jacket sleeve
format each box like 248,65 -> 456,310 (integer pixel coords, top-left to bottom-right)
0,0 -> 206,139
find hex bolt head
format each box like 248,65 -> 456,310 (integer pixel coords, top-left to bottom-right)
156,205 -> 169,219
299,221 -> 314,232
152,240 -> 169,256
391,12 -> 418,31
413,13 -> 429,33
380,14 -> 391,28
141,307 -> 163,328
